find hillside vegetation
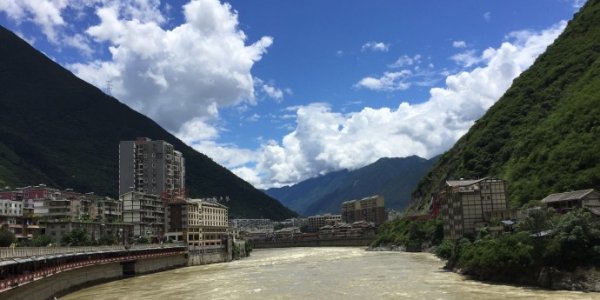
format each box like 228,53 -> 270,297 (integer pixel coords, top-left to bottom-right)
0,25 -> 296,220
412,0 -> 600,210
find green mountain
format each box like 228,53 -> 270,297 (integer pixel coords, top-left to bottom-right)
0,25 -> 296,220
411,0 -> 600,211
266,156 -> 437,216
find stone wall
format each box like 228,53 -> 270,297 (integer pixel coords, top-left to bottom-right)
187,250 -> 230,266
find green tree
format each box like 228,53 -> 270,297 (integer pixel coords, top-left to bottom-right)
0,230 -> 16,247
30,234 -> 53,247
61,229 -> 90,246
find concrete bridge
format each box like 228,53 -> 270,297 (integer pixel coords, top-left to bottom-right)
252,237 -> 373,249
0,244 -> 190,300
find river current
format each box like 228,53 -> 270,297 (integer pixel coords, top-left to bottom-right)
62,247 -> 599,299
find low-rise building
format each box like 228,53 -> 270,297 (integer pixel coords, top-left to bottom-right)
43,221 -> 133,245
307,214 -> 341,232
341,195 -> 386,226
85,193 -> 122,223
231,219 -> 274,233
0,199 -> 23,237
165,199 -> 229,248
121,191 -> 166,239
439,177 -> 508,240
541,189 -> 600,213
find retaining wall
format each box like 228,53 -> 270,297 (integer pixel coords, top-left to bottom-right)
1,254 -> 187,300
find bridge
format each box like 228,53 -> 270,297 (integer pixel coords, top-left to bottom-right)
252,237 -> 373,248
0,244 -> 188,299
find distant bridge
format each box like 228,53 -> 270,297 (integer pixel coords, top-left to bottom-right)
252,237 -> 373,249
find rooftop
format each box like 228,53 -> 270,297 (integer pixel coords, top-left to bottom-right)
541,189 -> 597,203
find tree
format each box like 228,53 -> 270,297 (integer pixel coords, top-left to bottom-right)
0,230 -> 16,247
61,229 -> 90,246
30,234 -> 53,247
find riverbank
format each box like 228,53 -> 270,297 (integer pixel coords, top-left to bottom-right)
368,244 -> 600,293
62,247 -> 591,299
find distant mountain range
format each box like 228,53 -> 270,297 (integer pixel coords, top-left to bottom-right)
410,0 -> 600,212
0,25 -> 296,220
265,156 -> 438,216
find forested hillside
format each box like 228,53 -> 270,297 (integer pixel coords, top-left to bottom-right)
411,0 -> 600,211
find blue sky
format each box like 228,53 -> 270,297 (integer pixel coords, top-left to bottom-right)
0,0 -> 583,188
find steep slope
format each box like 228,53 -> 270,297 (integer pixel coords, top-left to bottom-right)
266,156 -> 437,216
0,25 -> 296,220
411,0 -> 600,211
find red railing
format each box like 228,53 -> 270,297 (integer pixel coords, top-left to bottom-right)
0,248 -> 186,293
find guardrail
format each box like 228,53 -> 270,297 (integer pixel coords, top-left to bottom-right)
0,247 -> 187,293
0,243 -> 186,259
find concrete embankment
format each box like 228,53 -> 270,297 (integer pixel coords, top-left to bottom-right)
2,254 -> 188,300
2,244 -> 240,300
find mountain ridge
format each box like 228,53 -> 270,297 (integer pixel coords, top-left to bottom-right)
0,25 -> 296,220
266,156 -> 437,216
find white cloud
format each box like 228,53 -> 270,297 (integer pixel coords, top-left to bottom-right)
0,0 -> 68,43
451,49 -> 482,67
67,0 -> 273,134
361,41 -> 390,52
262,84 -> 284,102
238,21 -> 566,187
571,0 -> 586,9
452,40 -> 467,48
355,71 -> 412,91
483,11 -> 491,22
389,54 -> 421,68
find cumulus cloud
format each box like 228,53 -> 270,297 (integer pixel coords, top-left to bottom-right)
0,0 -> 68,42
451,49 -> 482,67
452,40 -> 467,48
361,41 -> 390,52
355,70 -> 412,91
389,54 -> 421,68
483,11 -> 491,22
262,84 -> 284,102
245,21 -> 566,187
66,0 -> 273,136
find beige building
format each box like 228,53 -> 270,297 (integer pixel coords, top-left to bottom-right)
341,195 -> 386,226
307,214 -> 341,232
440,178 -> 508,240
121,191 -> 165,239
165,199 -> 229,248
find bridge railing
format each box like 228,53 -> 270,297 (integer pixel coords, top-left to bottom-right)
0,243 -> 186,259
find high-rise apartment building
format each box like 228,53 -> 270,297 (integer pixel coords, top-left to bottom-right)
119,137 -> 185,197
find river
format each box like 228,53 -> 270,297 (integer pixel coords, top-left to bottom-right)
62,247 -> 599,299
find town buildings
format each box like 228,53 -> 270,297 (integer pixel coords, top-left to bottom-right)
121,191 -> 165,239
43,221 -> 132,245
231,219 -> 274,233
439,177 -> 508,240
541,189 -> 600,213
307,214 -> 341,232
165,199 -> 229,248
341,195 -> 386,226
119,137 -> 185,198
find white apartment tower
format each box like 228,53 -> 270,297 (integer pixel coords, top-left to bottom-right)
119,137 -> 185,197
